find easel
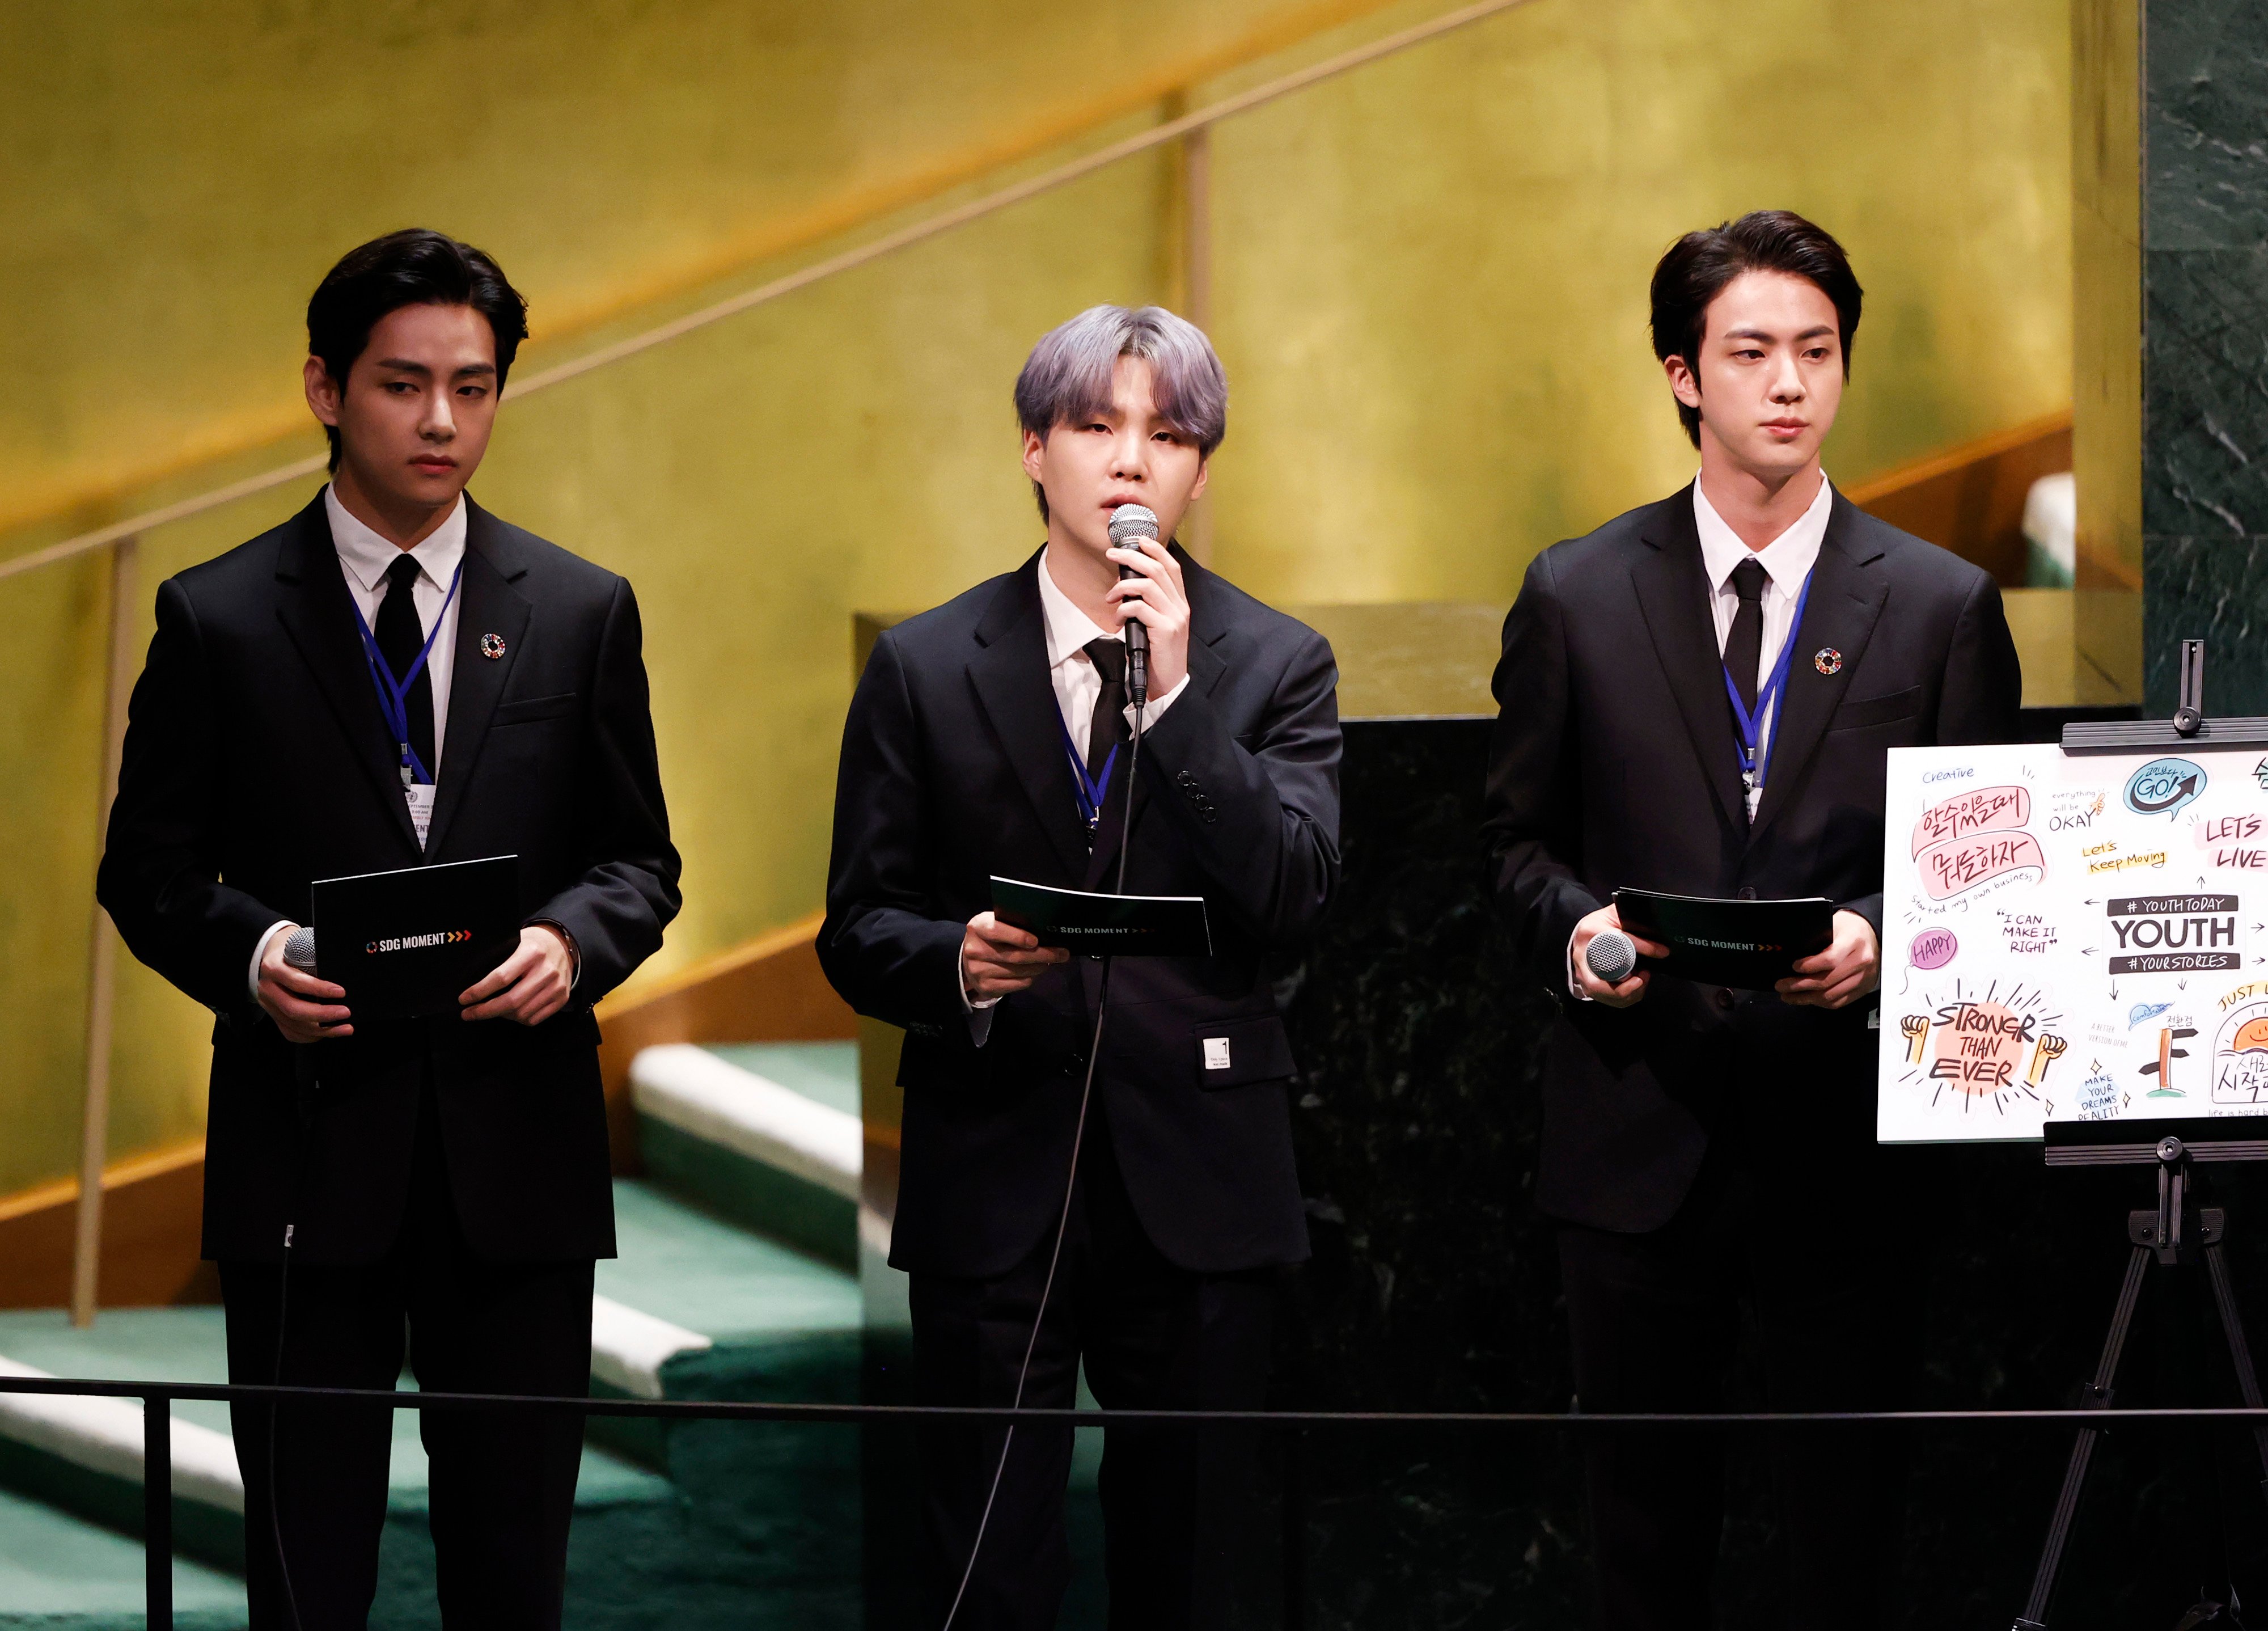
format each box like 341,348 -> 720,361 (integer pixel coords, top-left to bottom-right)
2016,643 -> 2268,1629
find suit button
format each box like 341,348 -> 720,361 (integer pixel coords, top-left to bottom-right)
1737,886 -> 1758,901
1714,988 -> 1737,1012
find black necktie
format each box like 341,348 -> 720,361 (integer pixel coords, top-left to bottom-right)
1725,557 -> 1768,713
1082,638 -> 1131,781
375,553 -> 437,782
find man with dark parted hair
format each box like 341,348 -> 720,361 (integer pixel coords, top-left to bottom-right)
820,304 -> 1340,1629
1483,211 -> 2021,1628
98,229 -> 679,1629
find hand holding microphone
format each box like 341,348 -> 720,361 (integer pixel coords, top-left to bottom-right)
1573,906 -> 1666,1008
256,924 -> 352,1043
1105,504 -> 1191,704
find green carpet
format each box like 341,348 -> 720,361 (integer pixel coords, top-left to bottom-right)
0,1484 -> 244,1630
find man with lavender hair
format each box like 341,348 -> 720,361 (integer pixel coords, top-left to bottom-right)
820,305 -> 1341,1628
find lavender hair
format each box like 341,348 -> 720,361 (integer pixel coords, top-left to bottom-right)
1013,305 -> 1228,520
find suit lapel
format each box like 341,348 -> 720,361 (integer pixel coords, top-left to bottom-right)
1084,546 -> 1222,890
424,499 -> 532,859
1631,492 -> 1747,833
1747,491 -> 1889,842
968,557 -> 1090,881
270,493 -> 421,850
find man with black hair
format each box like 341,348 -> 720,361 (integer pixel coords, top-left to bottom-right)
1483,212 -> 2021,1628
98,229 -> 679,1629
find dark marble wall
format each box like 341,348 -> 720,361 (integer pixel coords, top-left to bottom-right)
1270,714 -> 2268,1629
2141,2 -> 2268,712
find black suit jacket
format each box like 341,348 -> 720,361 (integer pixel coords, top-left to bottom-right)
819,548 -> 1340,1278
1482,485 -> 2022,1232
97,493 -> 680,1265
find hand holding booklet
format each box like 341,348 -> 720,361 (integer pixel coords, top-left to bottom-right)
311,855 -> 521,1020
991,876 -> 1212,958
1611,887 -> 1834,991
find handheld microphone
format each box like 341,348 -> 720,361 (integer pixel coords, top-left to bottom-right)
1586,927 -> 1638,986
282,926 -> 318,974
1106,504 -> 1156,707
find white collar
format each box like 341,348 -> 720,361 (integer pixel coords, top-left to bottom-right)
324,484 -> 468,595
1035,545 -> 1119,669
1692,471 -> 1833,593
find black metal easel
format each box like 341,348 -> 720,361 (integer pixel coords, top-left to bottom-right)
2015,643 -> 2268,1630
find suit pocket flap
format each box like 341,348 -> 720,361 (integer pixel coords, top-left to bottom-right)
1190,1015 -> 1295,1087
493,691 -> 580,725
1830,685 -> 1922,730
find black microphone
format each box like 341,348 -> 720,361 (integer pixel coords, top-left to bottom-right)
1106,504 -> 1156,707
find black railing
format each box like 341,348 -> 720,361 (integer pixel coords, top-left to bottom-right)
8,1373 -> 2268,1628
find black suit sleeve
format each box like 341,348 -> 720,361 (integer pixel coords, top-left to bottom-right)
818,628 -> 968,1031
1935,571 -> 2024,747
1130,628 -> 1342,952
96,578 -> 286,1014
1836,569 -> 2024,936
527,576 -> 682,1004
1482,550 -> 1603,992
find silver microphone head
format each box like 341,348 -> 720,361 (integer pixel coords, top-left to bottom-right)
1107,504 -> 1159,547
1585,928 -> 1637,986
283,926 -> 318,974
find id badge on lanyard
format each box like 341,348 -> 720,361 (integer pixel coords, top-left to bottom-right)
1721,569 -> 1814,817
348,560 -> 464,850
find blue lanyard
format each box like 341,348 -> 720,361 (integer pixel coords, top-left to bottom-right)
1719,568 -> 1814,797
1057,711 -> 1119,831
347,559 -> 463,788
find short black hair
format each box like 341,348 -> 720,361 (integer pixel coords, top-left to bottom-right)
1649,210 -> 1863,449
306,229 -> 529,472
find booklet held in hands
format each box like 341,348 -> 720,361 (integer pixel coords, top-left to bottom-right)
1611,888 -> 1834,991
991,876 -> 1212,958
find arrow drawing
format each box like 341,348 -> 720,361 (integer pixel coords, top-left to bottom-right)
2132,772 -> 2203,816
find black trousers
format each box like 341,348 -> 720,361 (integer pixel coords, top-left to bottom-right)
1557,1141 -> 1912,1631
909,1101 -> 1276,1631
219,1080 -> 595,1631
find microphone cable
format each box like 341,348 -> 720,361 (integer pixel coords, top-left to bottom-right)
267,1049 -> 320,1631
939,677 -> 1146,1630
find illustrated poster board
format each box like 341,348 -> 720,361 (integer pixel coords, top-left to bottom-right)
1878,741 -> 2268,1143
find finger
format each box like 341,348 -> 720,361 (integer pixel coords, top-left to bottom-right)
460,950 -> 534,1005
461,987 -> 530,1022
272,994 -> 353,1026
270,965 -> 348,1000
1107,544 -> 1167,580
997,944 -> 1065,965
974,922 -> 1040,950
1626,935 -> 1671,960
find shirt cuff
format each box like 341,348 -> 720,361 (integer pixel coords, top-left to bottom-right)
1565,928 -> 1594,1002
1123,671 -> 1191,732
248,920 -> 295,1001
958,940 -> 1000,1047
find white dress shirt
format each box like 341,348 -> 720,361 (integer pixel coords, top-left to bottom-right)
245,488 -> 468,997
1568,472 -> 1834,998
1694,472 -> 1831,820
959,547 -> 1193,1040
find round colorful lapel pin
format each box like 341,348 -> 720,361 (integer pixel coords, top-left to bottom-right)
1814,647 -> 1843,676
479,632 -> 507,660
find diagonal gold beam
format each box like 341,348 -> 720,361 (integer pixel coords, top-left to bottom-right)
0,0 -> 1542,585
